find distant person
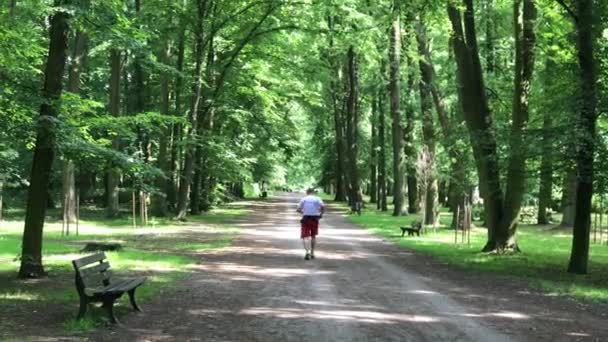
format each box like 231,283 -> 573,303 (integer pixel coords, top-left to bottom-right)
296,188 -> 325,260
351,190 -> 363,215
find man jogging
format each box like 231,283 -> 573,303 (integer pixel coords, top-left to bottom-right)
297,188 -> 325,260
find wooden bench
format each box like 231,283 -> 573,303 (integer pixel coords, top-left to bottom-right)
400,221 -> 423,237
72,252 -> 146,324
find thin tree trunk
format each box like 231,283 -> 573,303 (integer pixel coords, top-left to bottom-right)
175,0 -> 208,220
378,90 -> 388,212
345,46 -> 361,206
568,0 -> 597,274
168,28 -> 186,210
370,96 -> 378,204
416,20 -> 439,226
561,171 -> 577,227
448,0 -> 504,251
63,30 -> 87,224
484,0 -> 496,74
151,38 -> 172,217
389,1 -> 406,216
404,51 -> 418,214
107,49 -> 122,218
501,0 -> 537,250
537,90 -> 554,224
19,3 -> 70,278
327,16 -> 348,202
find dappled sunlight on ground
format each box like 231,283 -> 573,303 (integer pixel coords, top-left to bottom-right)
195,262 -> 335,278
239,307 -> 440,324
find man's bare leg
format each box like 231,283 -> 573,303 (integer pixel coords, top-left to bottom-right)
302,237 -> 311,259
310,237 -> 316,258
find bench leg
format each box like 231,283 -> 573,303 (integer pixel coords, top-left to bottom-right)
102,299 -> 119,324
76,297 -> 88,320
128,289 -> 142,312
401,229 -> 405,237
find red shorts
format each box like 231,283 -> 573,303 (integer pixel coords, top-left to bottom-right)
300,217 -> 319,238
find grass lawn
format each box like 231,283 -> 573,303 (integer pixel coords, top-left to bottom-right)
343,203 -> 608,303
0,205 -> 248,334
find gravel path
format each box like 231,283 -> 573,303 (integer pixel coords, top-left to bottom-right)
82,194 -> 608,341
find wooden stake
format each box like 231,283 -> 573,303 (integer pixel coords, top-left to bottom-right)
455,205 -> 460,245
594,210 -> 598,243
62,192 -> 66,237
76,192 -> 80,236
132,191 -> 137,229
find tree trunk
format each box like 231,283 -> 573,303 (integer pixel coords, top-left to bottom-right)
193,26 -> 217,214
404,51 -> 418,215
568,0 -> 597,274
448,0 -> 504,251
107,49 -> 122,218
151,38 -> 172,217
345,46 -> 361,206
175,0 -> 208,220
416,20 -> 439,226
168,28 -> 186,210
537,89 -> 553,224
133,0 -> 149,162
501,0 -> 537,250
63,30 -> 87,224
378,90 -> 388,212
370,96 -> 378,204
328,16 -> 348,202
560,171 -> 577,227
484,0 -> 496,74
389,1 -> 406,216
19,3 -> 70,278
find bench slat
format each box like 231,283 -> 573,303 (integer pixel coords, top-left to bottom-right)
79,262 -> 110,277
105,278 -> 145,293
87,277 -> 146,295
82,272 -> 111,289
73,252 -> 106,269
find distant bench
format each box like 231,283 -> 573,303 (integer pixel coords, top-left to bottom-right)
400,221 -> 423,237
72,252 -> 146,324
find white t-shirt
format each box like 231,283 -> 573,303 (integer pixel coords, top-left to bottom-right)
298,195 -> 325,216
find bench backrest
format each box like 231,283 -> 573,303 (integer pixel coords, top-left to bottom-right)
412,221 -> 422,229
72,253 -> 112,291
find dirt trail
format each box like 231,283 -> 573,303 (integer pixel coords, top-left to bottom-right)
78,194 -> 606,341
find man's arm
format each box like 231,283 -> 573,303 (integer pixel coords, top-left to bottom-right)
296,199 -> 304,214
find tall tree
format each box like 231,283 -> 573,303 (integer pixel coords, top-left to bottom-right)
63,30 -> 87,224
175,0 -> 208,220
328,15 -> 348,202
567,0 -> 598,274
19,1 -> 70,278
448,0 -> 536,252
502,0 -> 537,248
378,90 -> 388,212
370,94 -> 378,204
345,46 -> 361,206
107,48 -> 122,218
416,19 -> 439,226
151,35 -> 172,217
537,49 -> 556,225
389,0 -> 406,216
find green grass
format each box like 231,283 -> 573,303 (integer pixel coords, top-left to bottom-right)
346,206 -> 608,303
0,205 -> 246,335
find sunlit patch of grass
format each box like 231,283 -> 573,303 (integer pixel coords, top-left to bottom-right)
0,204 -> 247,335
0,291 -> 40,301
174,239 -> 233,252
347,205 -> 608,303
